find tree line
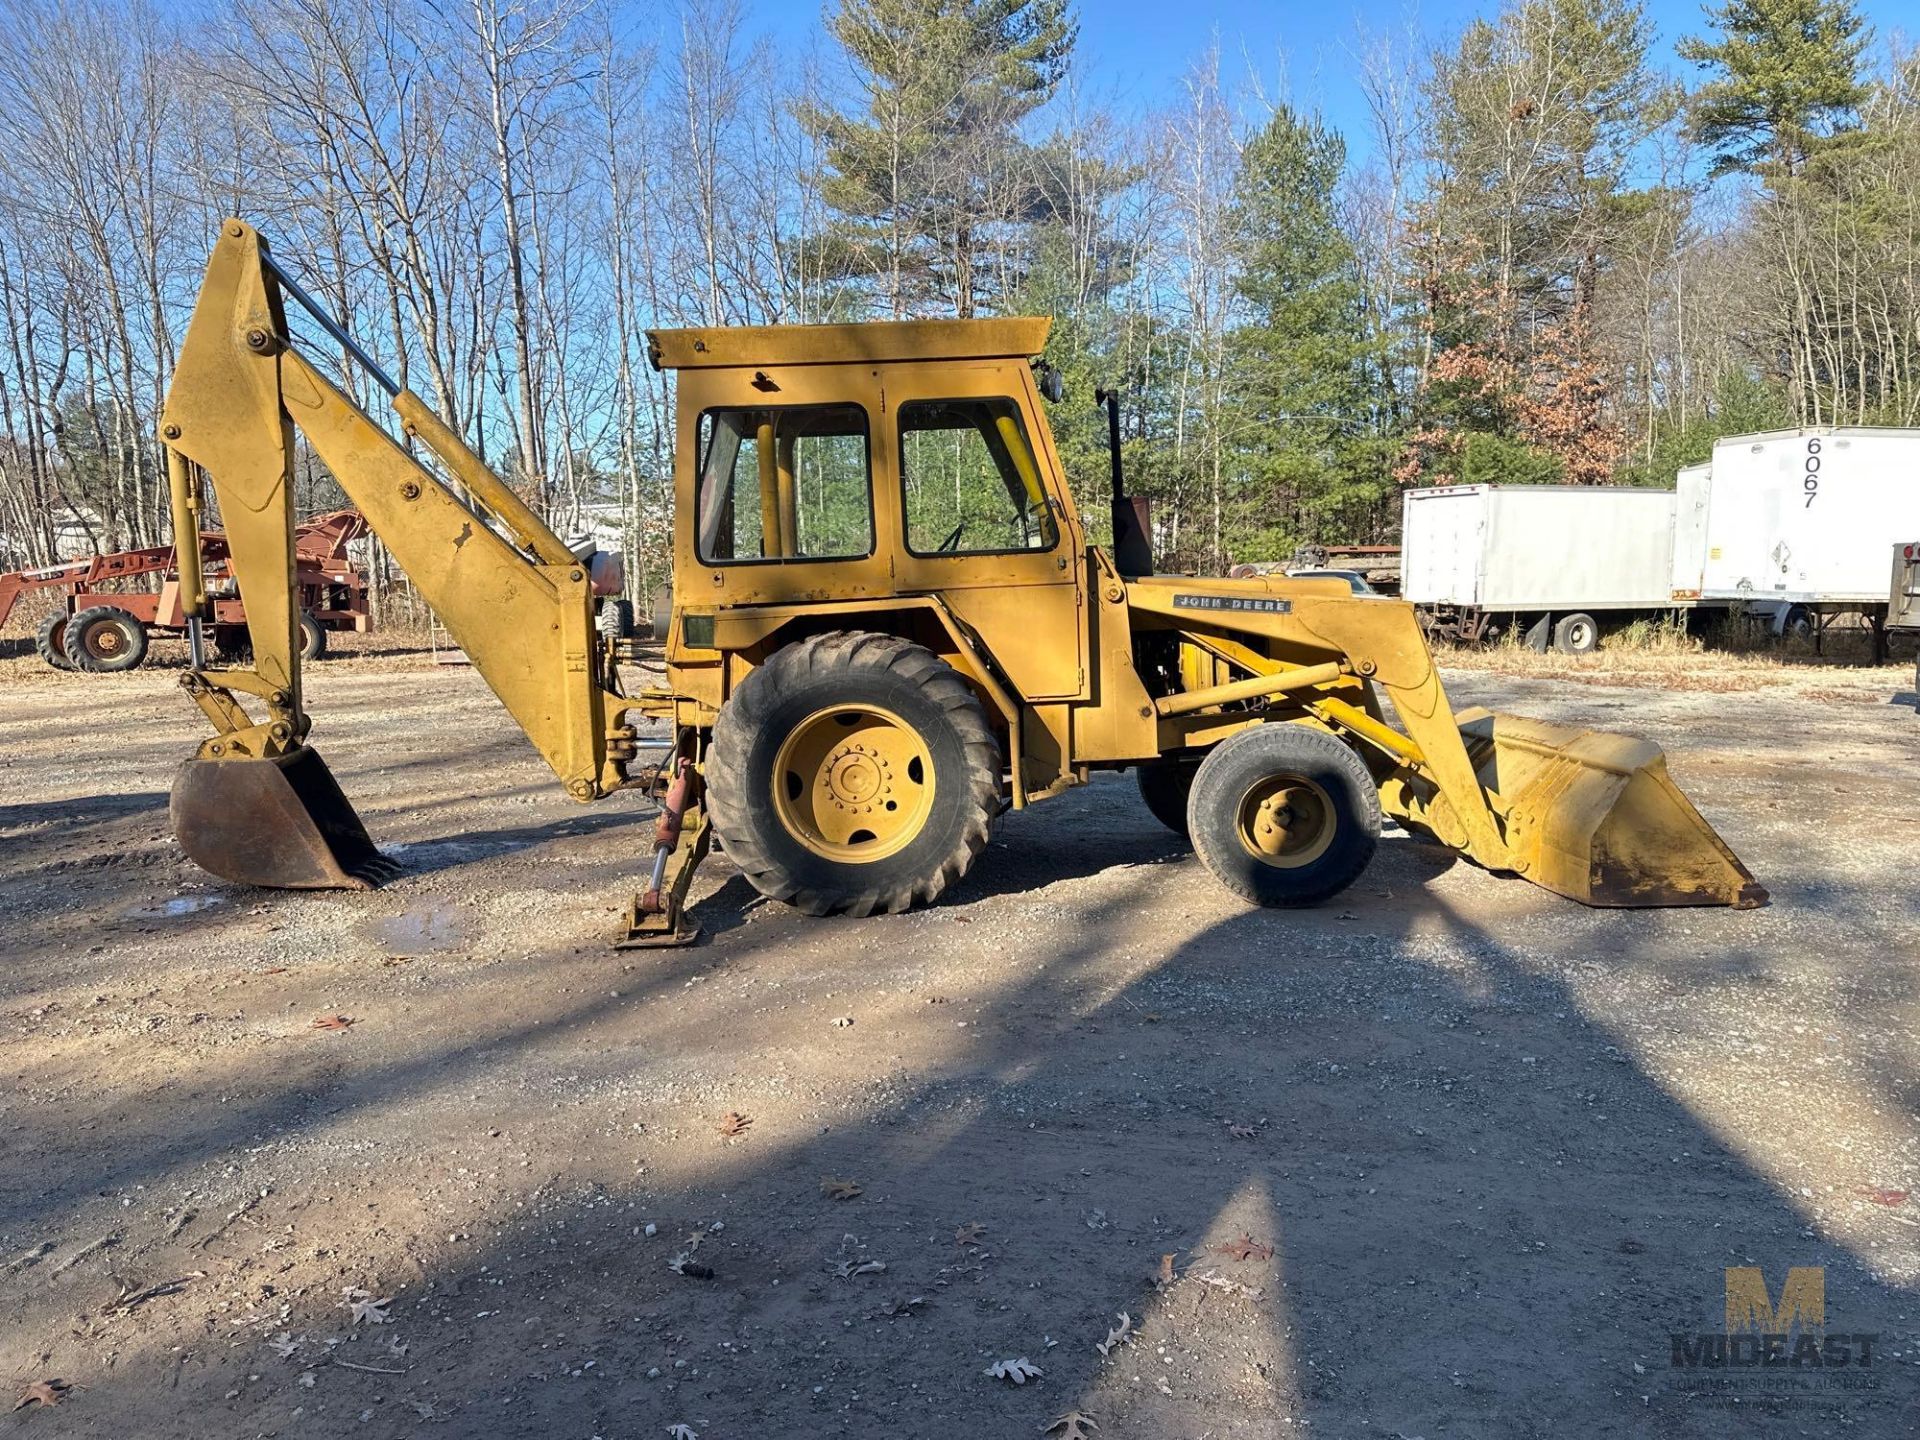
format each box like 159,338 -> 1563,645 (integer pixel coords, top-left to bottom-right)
0,0 -> 1912,588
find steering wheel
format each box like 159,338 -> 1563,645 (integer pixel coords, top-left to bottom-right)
936,521 -> 967,553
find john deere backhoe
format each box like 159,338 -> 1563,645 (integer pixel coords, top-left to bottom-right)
158,221 -> 1764,944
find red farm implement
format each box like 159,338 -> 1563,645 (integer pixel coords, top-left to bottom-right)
0,509 -> 371,672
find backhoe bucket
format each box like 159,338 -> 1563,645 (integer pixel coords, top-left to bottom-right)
170,745 -> 398,890
1456,710 -> 1766,909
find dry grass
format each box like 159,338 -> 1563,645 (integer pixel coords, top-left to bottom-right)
1438,629 -> 1914,694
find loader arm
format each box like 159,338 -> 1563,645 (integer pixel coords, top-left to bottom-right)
158,219 -> 636,888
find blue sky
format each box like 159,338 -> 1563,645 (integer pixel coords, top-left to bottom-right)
756,0 -> 1916,165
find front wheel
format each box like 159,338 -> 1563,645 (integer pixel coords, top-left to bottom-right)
299,612 -> 328,661
1187,722 -> 1380,907
64,606 -> 149,673
707,632 -> 1001,917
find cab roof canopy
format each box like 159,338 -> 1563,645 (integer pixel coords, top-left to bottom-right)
647,316 -> 1051,372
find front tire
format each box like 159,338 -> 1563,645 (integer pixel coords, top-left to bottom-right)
64,606 -> 149,672
708,632 -> 1001,917
1187,722 -> 1380,907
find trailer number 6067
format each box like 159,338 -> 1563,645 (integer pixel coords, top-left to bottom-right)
1803,437 -> 1821,508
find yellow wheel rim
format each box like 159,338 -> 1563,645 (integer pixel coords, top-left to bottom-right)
771,704 -> 935,863
1235,775 -> 1336,869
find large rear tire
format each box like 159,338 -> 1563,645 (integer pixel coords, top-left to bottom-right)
64,605 -> 149,673
35,612 -> 73,671
708,632 -> 1000,917
1187,722 -> 1380,907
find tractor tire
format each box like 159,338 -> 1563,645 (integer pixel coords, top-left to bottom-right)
64,606 -> 149,673
35,612 -> 73,671
708,631 -> 1000,917
299,612 -> 328,661
1187,722 -> 1380,908
1552,611 -> 1599,653
598,597 -> 635,641
1136,756 -> 1201,839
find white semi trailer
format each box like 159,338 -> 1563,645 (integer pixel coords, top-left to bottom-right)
1695,428 -> 1920,654
1401,484 -> 1705,652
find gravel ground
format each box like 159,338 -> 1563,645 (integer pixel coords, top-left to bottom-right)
2,638 -> 1919,1438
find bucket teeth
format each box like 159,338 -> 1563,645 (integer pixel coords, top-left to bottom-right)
1456,710 -> 1766,909
171,745 -> 396,891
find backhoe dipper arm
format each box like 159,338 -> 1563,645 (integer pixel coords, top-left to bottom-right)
160,221 -> 634,835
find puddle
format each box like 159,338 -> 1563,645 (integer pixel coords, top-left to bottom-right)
122,894 -> 227,920
366,902 -> 472,954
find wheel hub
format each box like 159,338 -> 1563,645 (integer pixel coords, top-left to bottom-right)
1237,776 -> 1336,868
772,704 -> 934,862
825,746 -> 888,808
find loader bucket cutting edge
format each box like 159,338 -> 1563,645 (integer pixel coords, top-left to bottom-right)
1455,710 -> 1767,910
170,745 -> 399,890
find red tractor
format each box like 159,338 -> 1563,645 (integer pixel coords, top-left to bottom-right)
0,509 -> 371,672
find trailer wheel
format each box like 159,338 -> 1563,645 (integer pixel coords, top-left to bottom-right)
299,612 -> 328,661
1552,612 -> 1599,653
35,612 -> 74,671
1136,756 -> 1201,839
64,606 -> 149,673
708,631 -> 1001,917
1187,722 -> 1380,907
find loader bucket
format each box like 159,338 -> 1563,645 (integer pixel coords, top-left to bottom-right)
170,745 -> 398,890
1455,710 -> 1767,909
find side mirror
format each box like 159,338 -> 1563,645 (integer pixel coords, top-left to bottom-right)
1033,360 -> 1065,404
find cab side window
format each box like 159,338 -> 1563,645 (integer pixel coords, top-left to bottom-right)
899,398 -> 1058,556
695,404 -> 872,563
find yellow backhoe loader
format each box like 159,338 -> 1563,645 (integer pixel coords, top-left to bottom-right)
157,221 -> 1765,945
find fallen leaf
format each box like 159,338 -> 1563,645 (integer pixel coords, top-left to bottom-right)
1095,1311 -> 1133,1357
341,1286 -> 390,1325
985,1356 -> 1043,1384
954,1222 -> 988,1246
12,1380 -> 69,1410
1155,1253 -> 1176,1286
1226,1123 -> 1257,1140
884,1295 -> 925,1316
1859,1186 -> 1910,1206
312,1014 -> 355,1031
821,1176 -> 863,1201
666,1425 -> 699,1440
833,1258 -> 886,1279
717,1111 -> 752,1138
667,1254 -> 714,1279
831,1016 -> 853,1028
1213,1234 -> 1274,1263
1042,1412 -> 1097,1439
380,956 -> 412,967
268,1333 -> 303,1359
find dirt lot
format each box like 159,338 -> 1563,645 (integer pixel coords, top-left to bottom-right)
3,637 -> 1919,1438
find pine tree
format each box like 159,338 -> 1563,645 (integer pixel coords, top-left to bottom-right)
1223,106 -> 1379,555
799,0 -> 1077,317
1678,0 -> 1871,177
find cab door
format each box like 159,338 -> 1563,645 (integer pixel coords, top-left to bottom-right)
884,361 -> 1086,701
